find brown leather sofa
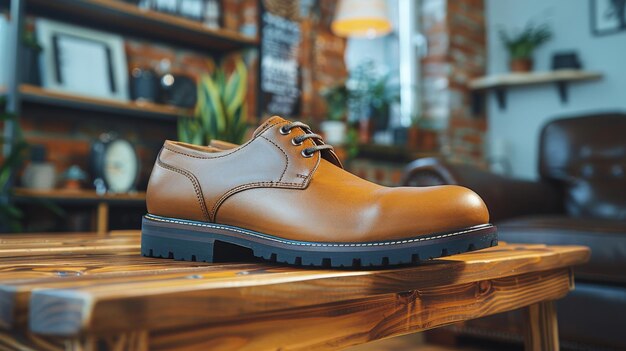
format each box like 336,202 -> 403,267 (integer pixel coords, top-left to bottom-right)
402,112 -> 626,351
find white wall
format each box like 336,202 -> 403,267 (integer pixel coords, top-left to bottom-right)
486,0 -> 626,180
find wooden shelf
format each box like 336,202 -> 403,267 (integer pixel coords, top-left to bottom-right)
469,70 -> 603,111
469,70 -> 602,90
356,144 -> 438,163
2,0 -> 258,53
18,84 -> 194,120
14,188 -> 146,204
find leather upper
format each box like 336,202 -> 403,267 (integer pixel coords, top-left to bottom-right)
147,116 -> 490,243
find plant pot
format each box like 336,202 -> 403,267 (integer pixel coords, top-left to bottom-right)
371,105 -> 390,132
22,46 -> 41,86
510,58 -> 533,73
320,120 -> 347,145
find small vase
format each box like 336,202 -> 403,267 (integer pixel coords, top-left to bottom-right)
320,121 -> 347,145
510,58 -> 533,73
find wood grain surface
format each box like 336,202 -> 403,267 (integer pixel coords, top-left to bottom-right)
523,301 -> 560,351
148,268 -> 572,351
0,231 -> 589,351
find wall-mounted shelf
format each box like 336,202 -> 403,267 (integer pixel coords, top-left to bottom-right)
356,144 -> 438,163
0,0 -> 258,53
17,84 -> 194,120
469,70 -> 603,112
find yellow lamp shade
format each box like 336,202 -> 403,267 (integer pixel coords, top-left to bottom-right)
332,0 -> 392,38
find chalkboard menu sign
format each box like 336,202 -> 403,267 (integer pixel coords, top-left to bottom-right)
260,5 -> 301,117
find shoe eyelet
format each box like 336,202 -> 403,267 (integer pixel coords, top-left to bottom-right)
279,126 -> 291,135
301,149 -> 314,158
291,137 -> 303,146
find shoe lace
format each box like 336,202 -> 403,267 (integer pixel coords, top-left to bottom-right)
279,121 -> 334,158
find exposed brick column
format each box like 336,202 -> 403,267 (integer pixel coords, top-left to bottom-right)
421,0 -> 487,165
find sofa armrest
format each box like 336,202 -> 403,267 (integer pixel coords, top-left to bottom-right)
402,157 -> 564,222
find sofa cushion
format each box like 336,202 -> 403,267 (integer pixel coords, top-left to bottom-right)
497,215 -> 626,283
458,282 -> 626,350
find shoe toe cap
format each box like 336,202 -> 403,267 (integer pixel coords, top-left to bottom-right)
376,185 -> 490,239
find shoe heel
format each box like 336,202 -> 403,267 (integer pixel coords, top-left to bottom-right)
141,218 -> 215,262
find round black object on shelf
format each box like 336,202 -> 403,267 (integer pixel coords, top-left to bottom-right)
552,51 -> 582,70
159,73 -> 197,108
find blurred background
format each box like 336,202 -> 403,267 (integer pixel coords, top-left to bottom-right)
1,1 -> 625,349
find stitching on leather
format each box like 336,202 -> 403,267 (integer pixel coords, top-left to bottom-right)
259,135 -> 288,181
156,157 -> 210,222
163,120 -> 288,159
302,153 -> 321,186
145,214 -> 493,247
208,133 -> 291,219
211,181 -> 305,220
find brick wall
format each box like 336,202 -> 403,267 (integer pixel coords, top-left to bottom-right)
421,0 -> 487,166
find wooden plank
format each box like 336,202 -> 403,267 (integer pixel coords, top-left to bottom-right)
19,84 -> 193,121
96,203 -> 109,236
24,245 -> 589,336
0,268 -> 574,351
0,234 -> 140,258
147,268 -> 573,351
0,259 -> 256,330
23,0 -> 258,52
469,70 -> 602,90
13,188 -> 146,203
523,301 -> 560,351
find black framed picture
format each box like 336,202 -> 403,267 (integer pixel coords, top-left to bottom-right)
37,19 -> 129,100
591,0 -> 626,36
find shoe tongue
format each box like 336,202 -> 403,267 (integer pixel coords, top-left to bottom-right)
253,116 -> 287,137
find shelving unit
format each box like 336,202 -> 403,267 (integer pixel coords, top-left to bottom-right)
18,84 -> 194,120
469,70 -> 603,111
14,188 -> 146,235
13,187 -> 146,203
356,144 -> 438,163
0,0 -> 258,53
1,0 -> 258,233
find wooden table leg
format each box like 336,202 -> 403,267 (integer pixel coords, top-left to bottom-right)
96,202 -> 109,236
523,301 -> 559,351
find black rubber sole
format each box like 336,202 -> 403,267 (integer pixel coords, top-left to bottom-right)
141,214 -> 498,268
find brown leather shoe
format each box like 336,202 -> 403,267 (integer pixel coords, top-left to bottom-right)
142,116 -> 497,267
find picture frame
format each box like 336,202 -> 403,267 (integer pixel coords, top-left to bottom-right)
590,0 -> 626,36
36,19 -> 129,101
153,0 -> 179,14
179,0 -> 205,22
136,0 -> 220,26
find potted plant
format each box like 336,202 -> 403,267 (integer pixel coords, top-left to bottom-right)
178,57 -> 248,145
499,23 -> 552,72
347,60 -> 400,134
320,83 -> 349,145
368,73 -> 399,132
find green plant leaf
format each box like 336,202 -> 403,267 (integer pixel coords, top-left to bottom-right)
224,59 -> 247,119
179,58 -> 249,146
198,74 -> 226,142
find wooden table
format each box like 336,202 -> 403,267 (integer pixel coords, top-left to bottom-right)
0,231 -> 589,351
